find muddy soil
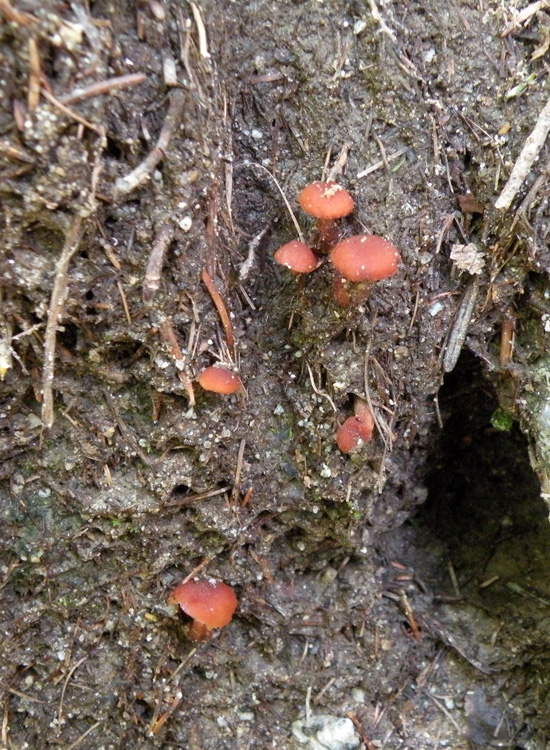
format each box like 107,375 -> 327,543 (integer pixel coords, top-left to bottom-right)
2,1 -> 550,748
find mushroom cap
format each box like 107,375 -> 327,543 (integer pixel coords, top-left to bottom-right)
336,415 -> 374,453
330,234 -> 400,282
198,366 -> 241,394
298,181 -> 354,220
168,579 -> 238,629
274,240 -> 318,274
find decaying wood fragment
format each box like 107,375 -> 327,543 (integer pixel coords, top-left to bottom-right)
442,277 -> 479,373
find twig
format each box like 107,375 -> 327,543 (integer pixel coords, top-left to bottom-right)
305,362 -> 336,412
501,1 -> 549,37
201,268 -> 236,353
41,88 -> 105,135
357,147 -> 408,179
231,438 -> 246,503
60,73 -> 146,105
150,691 -> 183,735
158,318 -> 195,404
58,657 -> 87,727
164,485 -> 230,507
190,2 -> 210,58
143,222 -> 175,303
243,162 -> 304,242
114,89 -> 186,196
41,217 -> 85,429
65,721 -> 101,750
117,281 -> 132,325
495,93 -> 550,210
27,38 -> 41,111
368,0 -> 396,41
327,142 -> 351,182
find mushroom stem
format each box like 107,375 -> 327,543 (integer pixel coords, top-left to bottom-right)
315,218 -> 339,253
331,273 -> 372,307
188,619 -> 212,641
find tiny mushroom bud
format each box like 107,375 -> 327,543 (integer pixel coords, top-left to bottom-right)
198,365 -> 241,394
336,408 -> 374,454
298,181 -> 354,252
168,578 -> 238,641
330,234 -> 400,282
274,240 -> 318,274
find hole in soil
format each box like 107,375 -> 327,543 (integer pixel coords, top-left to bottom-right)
419,350 -> 544,588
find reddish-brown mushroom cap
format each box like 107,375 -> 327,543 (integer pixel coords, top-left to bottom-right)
330,234 -> 400,282
274,240 -> 318,274
198,366 -> 241,394
298,181 -> 354,220
336,415 -> 374,453
168,579 -> 238,630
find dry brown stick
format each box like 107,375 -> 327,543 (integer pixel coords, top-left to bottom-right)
158,318 -> 195,405
60,73 -> 146,105
201,268 -> 236,352
41,216 -> 85,429
114,89 -> 186,197
41,88 -> 105,135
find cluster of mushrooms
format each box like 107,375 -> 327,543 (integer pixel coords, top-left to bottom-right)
274,181 -> 400,307
168,184 -> 401,642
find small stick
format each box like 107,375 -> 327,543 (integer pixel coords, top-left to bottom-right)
499,306 -> 515,367
60,73 -> 146,105
501,1 -> 547,37
356,147 -> 407,179
201,268 -> 236,353
27,38 -> 41,111
114,89 -> 186,196
42,217 -> 85,429
143,222 -> 174,303
117,281 -> 132,325
150,692 -> 183,735
327,141 -> 351,182
244,162 -> 304,242
347,712 -> 377,750
399,589 -> 421,641
158,318 -> 195,405
190,2 -> 210,58
495,93 -> 550,210
231,438 -> 246,504
164,486 -> 230,507
41,88 -> 104,135
65,721 -> 102,750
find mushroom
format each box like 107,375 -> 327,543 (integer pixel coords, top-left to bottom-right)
336,398 -> 374,454
168,578 -> 238,641
274,240 -> 319,274
298,181 -> 354,252
198,365 -> 241,394
330,234 -> 400,282
329,234 -> 400,306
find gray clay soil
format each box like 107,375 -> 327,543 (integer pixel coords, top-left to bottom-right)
2,1 -> 550,748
